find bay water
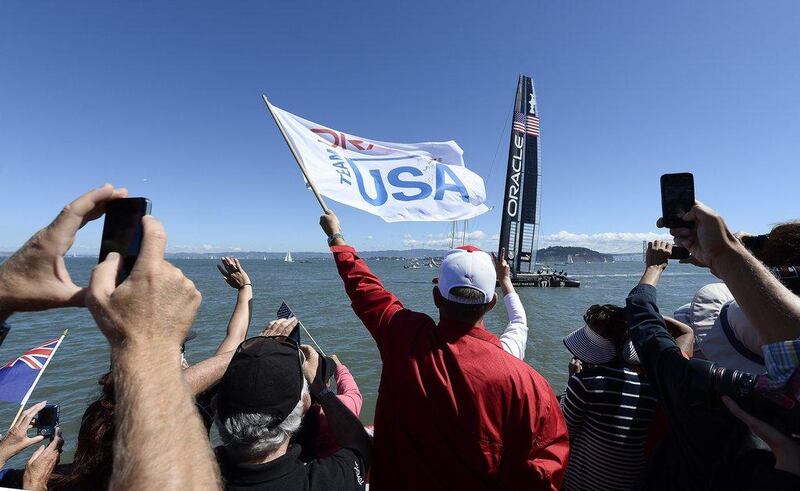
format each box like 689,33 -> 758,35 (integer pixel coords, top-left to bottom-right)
0,257 -> 716,467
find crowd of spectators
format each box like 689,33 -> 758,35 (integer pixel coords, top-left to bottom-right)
0,184 -> 797,490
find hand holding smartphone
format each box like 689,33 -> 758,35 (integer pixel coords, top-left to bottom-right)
660,173 -> 695,228
98,198 -> 152,284
669,245 -> 691,260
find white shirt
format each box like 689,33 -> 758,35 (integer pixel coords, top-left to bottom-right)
499,292 -> 528,360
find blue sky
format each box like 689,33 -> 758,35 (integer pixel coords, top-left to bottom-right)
1,1 -> 798,253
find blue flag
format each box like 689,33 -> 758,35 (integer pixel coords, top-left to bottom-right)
0,339 -> 59,404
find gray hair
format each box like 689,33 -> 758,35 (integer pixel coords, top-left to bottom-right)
217,379 -> 308,462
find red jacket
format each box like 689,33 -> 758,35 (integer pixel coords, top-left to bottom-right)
331,245 -> 569,490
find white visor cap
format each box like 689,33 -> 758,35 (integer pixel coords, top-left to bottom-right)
437,246 -> 497,304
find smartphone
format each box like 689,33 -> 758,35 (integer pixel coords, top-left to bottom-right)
669,245 -> 691,260
99,198 -> 151,283
660,173 -> 695,228
276,302 -> 301,345
35,404 -> 60,438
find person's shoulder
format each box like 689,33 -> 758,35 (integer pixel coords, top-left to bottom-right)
389,307 -> 436,332
307,448 -> 367,491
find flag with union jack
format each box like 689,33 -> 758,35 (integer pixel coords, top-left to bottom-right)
0,339 -> 59,404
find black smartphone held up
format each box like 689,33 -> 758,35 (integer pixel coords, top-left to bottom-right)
35,404 -> 60,439
669,245 -> 691,260
660,173 -> 695,228
99,198 -> 151,283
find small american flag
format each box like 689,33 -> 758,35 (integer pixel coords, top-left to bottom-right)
277,301 -> 294,319
513,112 -> 540,137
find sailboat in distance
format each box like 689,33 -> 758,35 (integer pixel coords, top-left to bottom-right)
567,255 -> 574,264
284,251 -> 294,263
497,75 -> 579,288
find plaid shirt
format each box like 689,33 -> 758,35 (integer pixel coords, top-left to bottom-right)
755,340 -> 800,406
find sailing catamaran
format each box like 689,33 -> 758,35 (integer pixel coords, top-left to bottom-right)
284,251 -> 294,263
497,75 -> 579,288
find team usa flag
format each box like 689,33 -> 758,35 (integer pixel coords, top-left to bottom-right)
0,338 -> 61,404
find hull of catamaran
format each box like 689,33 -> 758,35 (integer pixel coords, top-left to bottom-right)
497,75 -> 579,288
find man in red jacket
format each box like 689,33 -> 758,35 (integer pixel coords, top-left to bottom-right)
320,212 -> 568,490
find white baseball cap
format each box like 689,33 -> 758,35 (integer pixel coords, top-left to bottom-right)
700,301 -> 766,374
437,246 -> 497,304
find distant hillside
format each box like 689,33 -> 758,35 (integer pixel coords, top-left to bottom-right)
536,246 -> 614,263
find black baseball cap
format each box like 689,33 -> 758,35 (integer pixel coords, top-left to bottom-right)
217,336 -> 305,427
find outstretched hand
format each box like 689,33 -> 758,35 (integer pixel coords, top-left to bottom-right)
492,248 -> 511,281
217,257 -> 251,290
0,401 -> 48,465
87,216 -> 201,350
0,184 -> 128,319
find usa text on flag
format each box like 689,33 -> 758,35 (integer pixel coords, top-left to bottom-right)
263,97 -> 490,223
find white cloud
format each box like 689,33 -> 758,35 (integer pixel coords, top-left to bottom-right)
366,235 -> 373,240
540,230 -> 671,253
403,230 -> 489,249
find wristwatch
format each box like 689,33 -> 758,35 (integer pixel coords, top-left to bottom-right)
327,233 -> 344,246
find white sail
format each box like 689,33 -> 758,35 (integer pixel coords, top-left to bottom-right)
567,255 -> 574,264
284,251 -> 293,262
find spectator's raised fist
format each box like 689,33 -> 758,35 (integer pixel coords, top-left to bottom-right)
87,216 -> 201,350
319,211 -> 341,237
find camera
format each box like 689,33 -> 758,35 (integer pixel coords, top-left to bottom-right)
34,404 -> 60,438
687,359 -> 800,440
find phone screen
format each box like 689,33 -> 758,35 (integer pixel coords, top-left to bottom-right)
660,173 -> 695,228
99,198 -> 151,283
36,405 -> 59,427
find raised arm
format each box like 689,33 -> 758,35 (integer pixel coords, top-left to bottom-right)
331,355 -> 363,416
183,350 -> 236,395
664,202 -> 800,343
494,249 -> 528,359
320,211 -> 405,345
215,257 -> 253,354
625,241 -> 693,404
87,217 -> 220,490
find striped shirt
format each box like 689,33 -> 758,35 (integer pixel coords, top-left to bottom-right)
560,365 -> 657,491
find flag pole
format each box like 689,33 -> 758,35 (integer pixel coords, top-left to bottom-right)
8,329 -> 69,429
262,95 -> 330,213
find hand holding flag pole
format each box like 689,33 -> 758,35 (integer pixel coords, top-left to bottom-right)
262,95 -> 330,213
